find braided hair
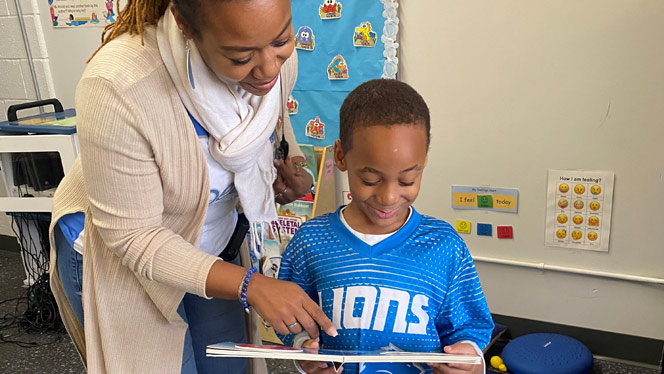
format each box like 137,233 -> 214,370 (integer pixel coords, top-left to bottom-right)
89,0 -> 219,61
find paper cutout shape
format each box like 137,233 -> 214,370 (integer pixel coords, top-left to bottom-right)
306,116 -> 326,139
327,55 -> 349,80
286,95 -> 299,115
325,159 -> 334,179
295,26 -> 315,51
353,21 -> 377,47
477,195 -> 493,208
319,0 -> 342,19
497,226 -> 514,239
342,191 -> 352,204
455,220 -> 471,234
477,223 -> 492,236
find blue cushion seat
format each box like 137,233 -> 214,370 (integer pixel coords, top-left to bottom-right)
502,333 -> 593,374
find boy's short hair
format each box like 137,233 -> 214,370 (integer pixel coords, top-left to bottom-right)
339,79 -> 430,152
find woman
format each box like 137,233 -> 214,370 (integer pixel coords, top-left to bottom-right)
48,1 -> 335,373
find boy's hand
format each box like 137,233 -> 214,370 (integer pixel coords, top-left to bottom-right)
427,342 -> 483,374
297,339 -> 343,374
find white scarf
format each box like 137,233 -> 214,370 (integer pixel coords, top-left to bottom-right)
157,11 -> 280,231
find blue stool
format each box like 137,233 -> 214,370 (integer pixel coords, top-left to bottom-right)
502,333 -> 593,374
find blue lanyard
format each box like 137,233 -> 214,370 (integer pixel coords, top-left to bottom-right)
186,110 -> 208,136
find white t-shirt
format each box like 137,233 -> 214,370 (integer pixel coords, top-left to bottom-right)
198,137 -> 239,256
61,119 -> 273,257
338,206 -> 412,246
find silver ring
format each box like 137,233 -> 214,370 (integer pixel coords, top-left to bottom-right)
288,322 -> 298,328
275,186 -> 288,199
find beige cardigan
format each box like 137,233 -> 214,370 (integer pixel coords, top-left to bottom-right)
48,26 -> 301,373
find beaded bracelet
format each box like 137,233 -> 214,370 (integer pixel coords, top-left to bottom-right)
237,268 -> 250,300
238,267 -> 258,311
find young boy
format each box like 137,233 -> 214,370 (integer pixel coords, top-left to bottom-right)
278,79 -> 493,374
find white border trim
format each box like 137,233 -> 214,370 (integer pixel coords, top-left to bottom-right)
381,0 -> 399,79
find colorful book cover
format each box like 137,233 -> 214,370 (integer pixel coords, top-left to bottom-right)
276,215 -> 304,242
259,200 -> 314,278
278,200 -> 314,221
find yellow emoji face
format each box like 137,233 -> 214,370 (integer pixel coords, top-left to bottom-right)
588,216 -> 600,226
573,200 -> 584,210
587,231 -> 598,241
590,185 -> 601,195
571,230 -> 583,240
574,184 -> 586,194
558,199 -> 569,209
557,214 -> 568,224
559,183 -> 570,193
589,201 -> 600,211
556,229 -> 567,239
572,215 -> 583,225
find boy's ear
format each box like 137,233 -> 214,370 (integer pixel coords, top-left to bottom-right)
333,140 -> 347,172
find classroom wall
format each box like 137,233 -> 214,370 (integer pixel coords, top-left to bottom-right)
399,1 -> 664,339
4,0 -> 662,340
34,0 -> 99,109
0,0 -> 55,120
0,0 -> 56,236
0,0 -> 99,236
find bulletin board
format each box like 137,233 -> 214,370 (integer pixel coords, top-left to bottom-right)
289,0 -> 399,147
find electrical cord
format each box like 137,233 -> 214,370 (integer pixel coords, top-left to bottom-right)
0,202 -> 64,348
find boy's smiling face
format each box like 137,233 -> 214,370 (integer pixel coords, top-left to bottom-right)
335,124 -> 428,235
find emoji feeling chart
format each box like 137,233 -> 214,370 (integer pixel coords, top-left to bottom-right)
545,169 -> 615,252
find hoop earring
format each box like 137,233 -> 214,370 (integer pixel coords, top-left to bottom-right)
185,39 -> 195,89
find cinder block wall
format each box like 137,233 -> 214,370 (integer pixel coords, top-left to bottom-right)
0,0 -> 55,121
0,0 -> 55,236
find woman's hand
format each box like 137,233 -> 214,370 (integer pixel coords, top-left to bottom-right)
427,343 -> 483,374
273,156 -> 313,205
297,339 -> 343,374
246,273 -> 337,339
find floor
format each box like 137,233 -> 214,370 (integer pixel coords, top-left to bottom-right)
0,248 -> 661,374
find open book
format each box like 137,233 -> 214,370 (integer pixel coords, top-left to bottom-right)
206,342 -> 481,365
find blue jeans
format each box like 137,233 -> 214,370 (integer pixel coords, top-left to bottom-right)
53,223 -> 247,374
179,291 -> 247,374
54,224 -> 84,326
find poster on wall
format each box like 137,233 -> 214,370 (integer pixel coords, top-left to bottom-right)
48,0 -> 116,27
545,169 -> 615,252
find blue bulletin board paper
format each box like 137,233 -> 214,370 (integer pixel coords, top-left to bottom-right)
289,0 -> 398,146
